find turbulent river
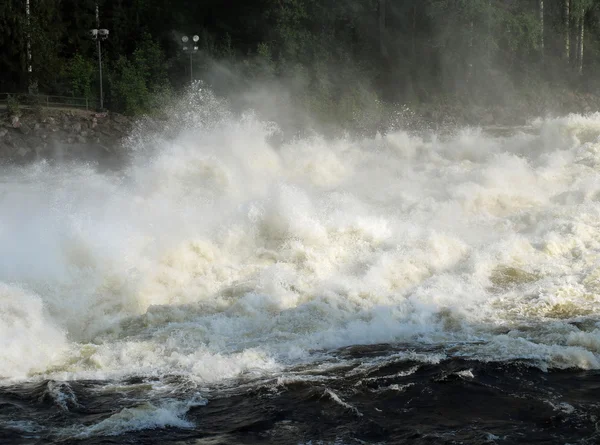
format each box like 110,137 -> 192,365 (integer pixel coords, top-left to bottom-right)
1,92 -> 600,444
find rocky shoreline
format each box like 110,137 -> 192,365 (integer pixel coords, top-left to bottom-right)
2,92 -> 598,167
0,108 -> 133,167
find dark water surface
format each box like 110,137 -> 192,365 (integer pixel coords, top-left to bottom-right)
2,346 -> 599,445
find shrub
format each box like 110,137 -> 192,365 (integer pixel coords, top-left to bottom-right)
6,94 -> 21,117
108,35 -> 171,115
111,56 -> 149,115
67,54 -> 94,100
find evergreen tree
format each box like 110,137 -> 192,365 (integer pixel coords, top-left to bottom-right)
2,0 -> 600,116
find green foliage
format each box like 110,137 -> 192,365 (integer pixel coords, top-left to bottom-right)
29,0 -> 65,92
67,54 -> 94,99
219,33 -> 235,59
502,11 -> 541,53
131,33 -> 169,92
109,35 -> 171,115
573,0 -> 595,18
244,42 -> 276,79
110,56 -> 150,115
6,94 -> 20,117
3,0 -> 600,119
27,81 -> 45,117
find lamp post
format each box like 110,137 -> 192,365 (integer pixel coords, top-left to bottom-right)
181,35 -> 199,83
90,28 -> 109,110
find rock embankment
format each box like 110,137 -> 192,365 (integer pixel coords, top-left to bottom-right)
0,108 -> 133,166
2,91 -> 599,168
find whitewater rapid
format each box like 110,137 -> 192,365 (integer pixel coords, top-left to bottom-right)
2,96 -> 600,387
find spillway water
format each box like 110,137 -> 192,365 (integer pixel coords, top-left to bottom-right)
1,90 -> 599,444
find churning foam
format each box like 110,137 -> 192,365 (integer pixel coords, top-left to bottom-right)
1,91 -> 600,381
72,395 -> 207,437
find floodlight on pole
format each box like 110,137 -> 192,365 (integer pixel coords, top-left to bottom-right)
181,35 -> 200,83
90,26 -> 109,110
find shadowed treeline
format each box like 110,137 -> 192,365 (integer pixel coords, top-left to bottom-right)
1,1 -> 600,123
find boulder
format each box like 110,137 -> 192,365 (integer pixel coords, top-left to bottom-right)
111,113 -> 128,124
17,145 -> 32,158
25,136 -> 42,149
19,123 -> 32,135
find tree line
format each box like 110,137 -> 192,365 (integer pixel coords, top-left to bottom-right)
1,0 -> 600,120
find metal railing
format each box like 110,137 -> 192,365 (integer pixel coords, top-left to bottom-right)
0,93 -> 98,110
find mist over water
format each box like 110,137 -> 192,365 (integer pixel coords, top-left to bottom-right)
1,89 -> 600,442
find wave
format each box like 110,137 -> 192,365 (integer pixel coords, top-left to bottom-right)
1,88 -> 600,381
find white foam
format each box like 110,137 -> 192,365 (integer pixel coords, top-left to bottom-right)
324,389 -> 362,417
545,400 -> 576,415
4,420 -> 43,434
1,90 -> 600,382
43,381 -> 79,411
456,369 -> 475,379
74,395 -> 207,437
0,283 -> 67,379
384,383 -> 414,392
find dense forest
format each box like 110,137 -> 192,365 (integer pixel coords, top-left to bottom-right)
2,1 -> 600,124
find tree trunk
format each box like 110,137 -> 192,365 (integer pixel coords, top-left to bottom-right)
539,0 -> 544,59
565,0 -> 570,62
487,0 -> 492,64
26,0 -> 32,89
467,20 -> 473,83
579,10 -> 585,74
575,15 -> 580,64
379,0 -> 387,58
412,4 -> 416,61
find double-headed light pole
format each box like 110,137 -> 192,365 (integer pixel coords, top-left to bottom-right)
90,28 -> 109,110
90,5 -> 109,110
181,35 -> 199,83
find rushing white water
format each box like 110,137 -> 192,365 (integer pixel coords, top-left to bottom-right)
2,93 -> 600,384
